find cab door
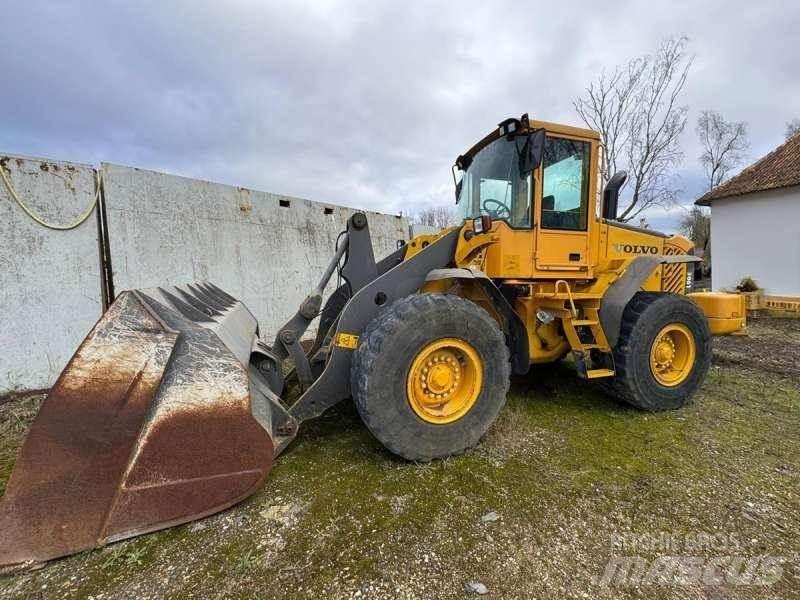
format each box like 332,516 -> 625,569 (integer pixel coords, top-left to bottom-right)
534,135 -> 593,272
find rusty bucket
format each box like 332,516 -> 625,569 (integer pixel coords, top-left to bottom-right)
0,283 -> 275,569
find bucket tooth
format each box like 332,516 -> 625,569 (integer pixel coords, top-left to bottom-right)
203,282 -> 239,306
158,288 -> 216,323
197,282 -> 232,307
187,283 -> 229,311
176,287 -> 223,317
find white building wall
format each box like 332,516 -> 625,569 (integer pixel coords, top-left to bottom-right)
711,186 -> 800,296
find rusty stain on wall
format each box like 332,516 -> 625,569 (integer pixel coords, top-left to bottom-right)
238,188 -> 252,213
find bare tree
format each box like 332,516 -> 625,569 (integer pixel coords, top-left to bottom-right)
573,58 -> 647,186
679,205 -> 711,274
696,110 -> 748,191
574,37 -> 693,221
679,206 -> 710,250
413,205 -> 456,229
786,118 -> 800,140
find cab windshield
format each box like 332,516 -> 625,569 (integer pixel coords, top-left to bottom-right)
456,136 -> 531,228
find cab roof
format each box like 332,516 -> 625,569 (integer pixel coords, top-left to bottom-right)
459,117 -> 600,164
533,119 -> 600,140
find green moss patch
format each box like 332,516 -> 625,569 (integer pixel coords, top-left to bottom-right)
1,318 -> 798,599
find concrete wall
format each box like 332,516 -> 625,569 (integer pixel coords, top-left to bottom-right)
0,155 -> 103,393
101,163 -> 408,340
711,186 -> 800,296
0,157 -> 407,394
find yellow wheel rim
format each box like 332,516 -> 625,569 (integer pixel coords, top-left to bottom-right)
406,338 -> 483,424
649,323 -> 696,387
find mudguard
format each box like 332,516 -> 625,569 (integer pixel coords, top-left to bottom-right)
599,254 -> 702,347
424,267 -> 530,374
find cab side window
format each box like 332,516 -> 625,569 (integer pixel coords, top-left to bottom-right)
541,137 -> 591,230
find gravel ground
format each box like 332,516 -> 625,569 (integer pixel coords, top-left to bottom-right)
0,313 -> 798,599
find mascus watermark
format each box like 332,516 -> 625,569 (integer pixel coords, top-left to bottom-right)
592,531 -> 797,587
612,531 -> 742,554
593,555 -> 790,587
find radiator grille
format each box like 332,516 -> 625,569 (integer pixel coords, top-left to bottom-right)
662,245 -> 687,294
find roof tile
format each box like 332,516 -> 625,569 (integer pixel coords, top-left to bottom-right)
696,132 -> 800,205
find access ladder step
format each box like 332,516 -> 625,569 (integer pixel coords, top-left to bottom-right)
571,319 -> 599,326
585,368 -> 615,379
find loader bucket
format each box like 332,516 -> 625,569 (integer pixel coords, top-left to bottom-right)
0,283 -> 275,569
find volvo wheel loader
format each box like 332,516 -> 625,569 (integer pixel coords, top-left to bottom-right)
0,115 -> 746,569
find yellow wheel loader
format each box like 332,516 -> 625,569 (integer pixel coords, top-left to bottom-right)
0,115 -> 746,569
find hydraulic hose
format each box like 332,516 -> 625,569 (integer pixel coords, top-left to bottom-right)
0,163 -> 101,230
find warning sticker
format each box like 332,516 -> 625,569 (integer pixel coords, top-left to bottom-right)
335,333 -> 359,349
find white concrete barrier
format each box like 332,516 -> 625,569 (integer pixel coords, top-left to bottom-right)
0,157 -> 407,394
0,155 -> 103,394
101,163 -> 408,340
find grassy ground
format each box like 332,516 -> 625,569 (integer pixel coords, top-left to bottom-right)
0,314 -> 798,599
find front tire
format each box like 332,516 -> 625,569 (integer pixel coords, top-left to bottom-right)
351,293 -> 510,461
606,292 -> 712,411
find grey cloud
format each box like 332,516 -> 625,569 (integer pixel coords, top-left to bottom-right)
1,1 -> 797,229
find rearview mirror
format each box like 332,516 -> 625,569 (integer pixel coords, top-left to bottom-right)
452,163 -> 464,202
518,128 -> 546,177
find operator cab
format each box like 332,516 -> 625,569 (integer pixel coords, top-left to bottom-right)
453,115 -> 600,273
454,115 -> 593,233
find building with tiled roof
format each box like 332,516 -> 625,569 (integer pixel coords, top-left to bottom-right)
695,132 -> 800,296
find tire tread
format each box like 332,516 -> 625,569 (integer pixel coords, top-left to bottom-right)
352,293 -> 510,461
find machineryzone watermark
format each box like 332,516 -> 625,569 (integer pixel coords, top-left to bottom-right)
592,531 -> 797,587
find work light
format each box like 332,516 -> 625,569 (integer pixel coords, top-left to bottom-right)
472,215 -> 492,234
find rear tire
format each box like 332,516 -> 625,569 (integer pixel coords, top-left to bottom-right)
605,292 -> 711,411
351,293 -> 510,461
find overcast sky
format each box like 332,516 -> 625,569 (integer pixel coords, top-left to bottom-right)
2,1 -> 798,232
